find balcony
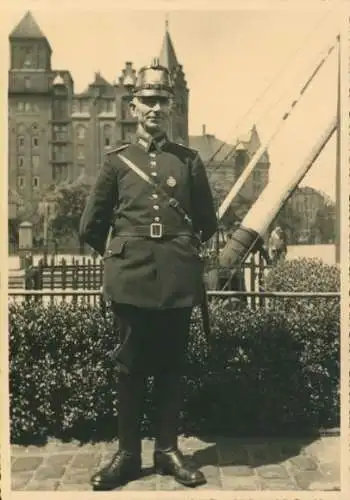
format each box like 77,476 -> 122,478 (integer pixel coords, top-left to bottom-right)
50,137 -> 70,144
50,159 -> 72,164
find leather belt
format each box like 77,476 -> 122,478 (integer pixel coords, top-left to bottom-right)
115,224 -> 193,240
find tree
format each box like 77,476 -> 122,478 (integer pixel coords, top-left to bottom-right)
46,177 -> 93,242
273,202 -> 303,244
313,197 -> 336,243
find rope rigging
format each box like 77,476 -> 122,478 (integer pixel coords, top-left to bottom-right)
204,8 -> 335,169
216,33 -> 339,221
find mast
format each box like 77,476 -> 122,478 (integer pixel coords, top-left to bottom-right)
207,118 -> 337,290
217,35 -> 339,222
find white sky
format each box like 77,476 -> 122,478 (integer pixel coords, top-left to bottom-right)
1,1 -> 344,201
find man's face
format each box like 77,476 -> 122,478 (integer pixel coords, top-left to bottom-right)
130,95 -> 172,134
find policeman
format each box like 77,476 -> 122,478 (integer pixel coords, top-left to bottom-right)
79,59 -> 217,490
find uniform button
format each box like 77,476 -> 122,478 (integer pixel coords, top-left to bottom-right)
150,160 -> 157,167
151,172 -> 157,177
152,194 -> 158,199
150,152 -> 156,158
153,205 -> 160,210
154,217 -> 160,222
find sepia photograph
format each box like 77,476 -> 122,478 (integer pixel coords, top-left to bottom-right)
2,0 -> 348,497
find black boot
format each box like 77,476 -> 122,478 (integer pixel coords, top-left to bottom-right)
153,372 -> 207,488
91,371 -> 146,490
154,448 -> 206,487
91,450 -> 141,490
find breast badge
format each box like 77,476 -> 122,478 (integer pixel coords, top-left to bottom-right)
166,176 -> 177,187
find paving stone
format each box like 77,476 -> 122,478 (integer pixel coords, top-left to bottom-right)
217,444 -> 251,466
319,462 -> 341,482
289,455 -> 318,470
12,456 -> 44,473
34,465 -> 66,481
121,476 -> 158,490
307,480 -> 340,491
221,474 -> 261,490
220,465 -> 254,476
12,445 -> 48,456
269,440 -> 302,460
104,440 -> 119,453
256,464 -> 290,479
45,453 -> 74,467
260,479 -> 300,490
304,437 -> 340,463
56,482 -> 92,491
9,436 -> 341,493
11,472 -> 33,490
294,469 -> 329,490
69,452 -> 102,470
60,469 -> 92,485
245,443 -> 270,465
24,479 -> 60,490
157,475 -> 187,490
199,465 -> 222,488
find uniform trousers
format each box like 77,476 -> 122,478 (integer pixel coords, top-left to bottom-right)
111,303 -> 192,456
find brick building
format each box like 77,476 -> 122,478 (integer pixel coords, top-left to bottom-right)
8,11 -> 269,243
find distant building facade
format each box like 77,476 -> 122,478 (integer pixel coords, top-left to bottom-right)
190,125 -> 270,222
8,11 -> 189,219
8,11 -> 270,245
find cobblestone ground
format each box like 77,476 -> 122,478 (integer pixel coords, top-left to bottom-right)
11,435 -> 340,491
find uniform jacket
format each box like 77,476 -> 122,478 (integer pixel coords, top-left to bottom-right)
79,132 -> 218,309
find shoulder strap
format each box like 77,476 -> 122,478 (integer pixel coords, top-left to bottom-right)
106,143 -> 129,155
117,152 -> 197,236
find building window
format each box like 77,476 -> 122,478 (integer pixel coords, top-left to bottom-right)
76,125 -> 86,140
102,100 -> 114,113
53,100 -> 66,120
72,100 -> 88,114
33,177 -> 40,188
82,101 -> 89,113
53,165 -> 68,182
17,136 -> 25,149
32,136 -> 39,148
52,145 -> 66,162
16,102 -> 24,112
122,97 -> 133,120
53,125 -> 67,141
32,123 -> 39,132
24,102 -> 31,112
17,156 -> 25,168
103,124 -> 112,148
17,176 -> 24,188
32,155 -> 40,172
123,124 -> 136,143
77,146 -> 85,161
23,47 -> 33,68
24,77 -> 31,89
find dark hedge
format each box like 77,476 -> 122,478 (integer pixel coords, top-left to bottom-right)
10,258 -> 340,444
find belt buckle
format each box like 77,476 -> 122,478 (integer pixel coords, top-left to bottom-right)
150,223 -> 163,239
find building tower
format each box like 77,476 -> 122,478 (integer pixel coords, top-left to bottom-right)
8,10 -> 74,215
159,19 -> 189,146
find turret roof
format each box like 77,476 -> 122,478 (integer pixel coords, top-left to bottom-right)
159,21 -> 179,72
10,11 -> 47,39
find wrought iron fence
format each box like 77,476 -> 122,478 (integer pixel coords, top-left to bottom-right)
8,289 -> 341,312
